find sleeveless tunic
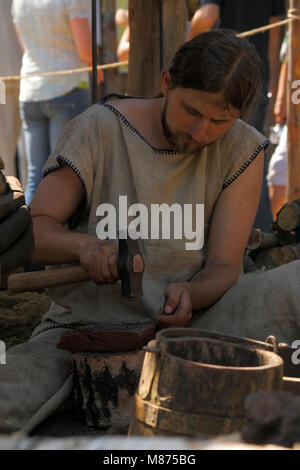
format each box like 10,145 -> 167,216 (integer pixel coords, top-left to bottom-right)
42,94 -> 268,327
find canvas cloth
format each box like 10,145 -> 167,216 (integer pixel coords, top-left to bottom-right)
0,94 -> 279,435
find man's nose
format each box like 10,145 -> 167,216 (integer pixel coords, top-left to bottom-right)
189,117 -> 210,142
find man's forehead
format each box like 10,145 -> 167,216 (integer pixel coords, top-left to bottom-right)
176,88 -> 239,119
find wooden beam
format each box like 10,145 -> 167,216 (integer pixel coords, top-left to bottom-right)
163,0 -> 188,70
127,0 -> 188,98
286,0 -> 300,201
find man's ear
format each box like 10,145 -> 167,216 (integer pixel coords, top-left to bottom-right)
161,71 -> 172,96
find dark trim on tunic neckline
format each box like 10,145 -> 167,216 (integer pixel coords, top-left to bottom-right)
99,93 -> 181,156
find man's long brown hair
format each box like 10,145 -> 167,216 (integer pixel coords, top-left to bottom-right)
168,29 -> 263,121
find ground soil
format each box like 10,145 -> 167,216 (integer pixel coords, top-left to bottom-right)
0,289 -> 50,349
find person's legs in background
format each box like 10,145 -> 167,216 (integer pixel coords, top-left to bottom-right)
43,87 -> 91,151
20,101 -> 50,205
267,124 -> 287,219
20,88 -> 90,205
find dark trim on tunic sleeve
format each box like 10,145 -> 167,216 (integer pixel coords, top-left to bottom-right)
43,154 -> 89,222
222,140 -> 270,190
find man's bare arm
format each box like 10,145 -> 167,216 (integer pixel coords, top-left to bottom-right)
30,166 -> 119,284
30,166 -> 87,264
117,26 -> 130,62
156,149 -> 264,327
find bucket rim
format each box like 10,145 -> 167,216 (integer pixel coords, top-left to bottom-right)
154,336 -> 284,372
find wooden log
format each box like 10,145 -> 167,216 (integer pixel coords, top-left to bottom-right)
246,229 -> 278,251
273,226 -> 297,246
276,200 -> 300,231
270,245 -> 300,265
72,349 -> 145,432
286,0 -> 300,202
253,244 -> 300,270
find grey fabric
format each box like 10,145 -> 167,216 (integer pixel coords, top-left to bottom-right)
190,260 -> 300,343
0,326 -> 72,434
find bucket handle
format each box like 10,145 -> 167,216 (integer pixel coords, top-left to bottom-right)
143,340 -> 167,355
143,345 -> 162,354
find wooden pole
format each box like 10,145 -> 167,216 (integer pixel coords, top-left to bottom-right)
286,0 -> 300,201
127,0 -> 188,98
127,0 -> 161,97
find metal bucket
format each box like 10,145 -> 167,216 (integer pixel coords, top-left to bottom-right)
129,329 -> 284,438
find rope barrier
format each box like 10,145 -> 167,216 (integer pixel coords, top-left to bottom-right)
238,8 -> 300,38
0,60 -> 129,82
1,8 -> 300,83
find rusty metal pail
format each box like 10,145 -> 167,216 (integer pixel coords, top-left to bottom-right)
129,329 -> 284,438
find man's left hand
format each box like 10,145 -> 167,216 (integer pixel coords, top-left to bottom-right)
155,283 -> 193,328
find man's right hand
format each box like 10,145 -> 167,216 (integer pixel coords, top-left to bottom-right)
0,176 -> 34,275
76,237 -> 119,285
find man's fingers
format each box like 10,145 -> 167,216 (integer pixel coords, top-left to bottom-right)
82,244 -> 119,285
164,289 -> 182,314
157,291 -> 192,328
156,308 -> 192,328
108,251 -> 119,281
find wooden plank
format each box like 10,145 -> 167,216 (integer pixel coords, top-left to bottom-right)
286,0 -> 300,201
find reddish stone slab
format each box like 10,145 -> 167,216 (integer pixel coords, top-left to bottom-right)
57,323 -> 157,352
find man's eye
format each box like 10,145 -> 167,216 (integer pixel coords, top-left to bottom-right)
186,107 -> 198,116
211,119 -> 226,125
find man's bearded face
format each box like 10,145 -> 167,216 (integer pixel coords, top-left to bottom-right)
161,98 -> 209,154
160,87 -> 239,154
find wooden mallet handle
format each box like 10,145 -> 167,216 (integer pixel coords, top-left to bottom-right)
8,265 -> 90,293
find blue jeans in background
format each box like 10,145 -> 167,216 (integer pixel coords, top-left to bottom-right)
20,87 -> 91,204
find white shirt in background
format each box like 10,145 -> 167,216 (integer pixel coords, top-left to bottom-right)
11,0 -> 91,102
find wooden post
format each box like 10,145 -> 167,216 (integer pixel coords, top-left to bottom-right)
127,0 -> 188,98
286,0 -> 300,201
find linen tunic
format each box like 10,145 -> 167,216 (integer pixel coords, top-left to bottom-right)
41,94 -> 269,329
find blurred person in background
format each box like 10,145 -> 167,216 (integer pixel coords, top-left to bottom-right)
12,0 -> 94,204
0,0 -> 22,177
115,7 -> 130,62
267,34 -> 288,219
